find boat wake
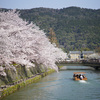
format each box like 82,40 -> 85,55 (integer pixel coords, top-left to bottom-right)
79,80 -> 87,83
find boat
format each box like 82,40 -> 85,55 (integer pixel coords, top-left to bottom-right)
73,72 -> 87,81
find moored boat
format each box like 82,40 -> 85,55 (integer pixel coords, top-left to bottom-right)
73,72 -> 87,81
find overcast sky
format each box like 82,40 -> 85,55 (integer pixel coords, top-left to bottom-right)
0,0 -> 100,9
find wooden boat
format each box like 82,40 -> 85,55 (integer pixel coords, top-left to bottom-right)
73,72 -> 87,81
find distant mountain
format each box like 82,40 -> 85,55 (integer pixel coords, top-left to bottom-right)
1,7 -> 100,52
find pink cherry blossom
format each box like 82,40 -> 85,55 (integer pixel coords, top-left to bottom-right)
0,10 -> 67,76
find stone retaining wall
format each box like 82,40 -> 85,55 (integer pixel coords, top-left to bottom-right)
0,69 -> 55,99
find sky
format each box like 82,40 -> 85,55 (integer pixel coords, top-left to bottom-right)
0,0 -> 100,10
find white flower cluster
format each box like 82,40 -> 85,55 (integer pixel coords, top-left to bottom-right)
0,10 -> 67,76
88,53 -> 100,59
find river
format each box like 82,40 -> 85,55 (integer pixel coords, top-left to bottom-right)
2,65 -> 100,100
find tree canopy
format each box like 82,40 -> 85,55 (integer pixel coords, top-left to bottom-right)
16,7 -> 100,52
0,10 -> 67,76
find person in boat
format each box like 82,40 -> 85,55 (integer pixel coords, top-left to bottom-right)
83,75 -> 86,78
73,74 -> 75,77
80,74 -> 83,80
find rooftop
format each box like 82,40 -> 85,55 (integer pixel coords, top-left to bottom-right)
69,51 -> 81,54
82,51 -> 94,54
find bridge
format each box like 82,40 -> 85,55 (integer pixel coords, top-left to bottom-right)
82,59 -> 100,70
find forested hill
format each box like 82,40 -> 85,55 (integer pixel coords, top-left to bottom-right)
1,7 -> 100,52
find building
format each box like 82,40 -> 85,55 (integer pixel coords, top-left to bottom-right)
82,51 -> 94,59
69,51 -> 81,60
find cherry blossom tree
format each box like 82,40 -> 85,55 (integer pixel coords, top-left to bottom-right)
0,10 -> 67,76
88,53 -> 100,59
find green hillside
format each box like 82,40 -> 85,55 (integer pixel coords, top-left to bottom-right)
1,7 -> 100,52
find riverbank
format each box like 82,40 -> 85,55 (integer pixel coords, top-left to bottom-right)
1,65 -> 100,100
0,66 -> 64,100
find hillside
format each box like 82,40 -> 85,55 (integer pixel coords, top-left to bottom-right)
1,7 -> 100,52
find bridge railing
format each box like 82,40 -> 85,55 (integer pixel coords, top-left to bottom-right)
82,59 -> 100,64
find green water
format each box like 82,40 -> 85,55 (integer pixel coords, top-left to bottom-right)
2,65 -> 100,100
